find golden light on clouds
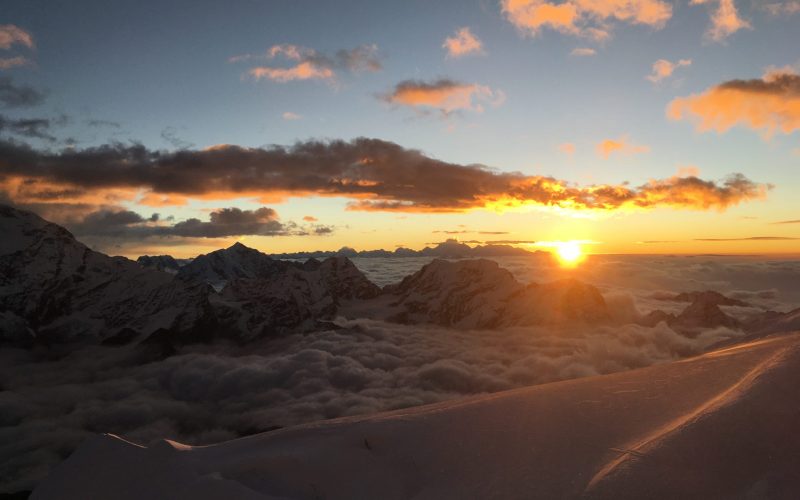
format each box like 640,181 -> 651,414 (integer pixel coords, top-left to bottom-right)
668,68 -> 800,137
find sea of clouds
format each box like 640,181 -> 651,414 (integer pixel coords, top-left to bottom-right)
1,255 -> 799,492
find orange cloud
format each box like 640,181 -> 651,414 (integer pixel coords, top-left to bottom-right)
501,0 -> 671,39
690,0 -> 751,42
443,27 -> 484,58
570,47 -> 596,56
303,215 -> 318,222
667,68 -> 800,137
382,79 -> 505,115
0,25 -> 34,50
249,62 -> 334,83
237,44 -> 381,84
559,142 -> 576,155
647,58 -> 691,83
596,136 -> 650,158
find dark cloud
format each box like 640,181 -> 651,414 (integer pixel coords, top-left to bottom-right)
483,240 -> 537,245
312,44 -> 382,73
70,206 -> 287,239
718,72 -> 800,95
694,236 -> 799,241
85,119 -> 121,129
433,229 -> 510,235
160,126 -> 194,150
773,219 -> 800,225
0,115 -> 55,141
0,138 -> 770,214
0,76 -> 46,108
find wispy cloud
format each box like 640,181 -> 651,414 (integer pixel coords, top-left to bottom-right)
570,47 -> 596,56
0,56 -> 32,70
689,0 -> 751,42
282,111 -> 302,121
596,136 -> 650,158
443,27 -> 484,58
0,76 -> 45,108
646,58 -> 691,83
0,25 -> 34,50
233,44 -> 381,84
694,236 -> 799,241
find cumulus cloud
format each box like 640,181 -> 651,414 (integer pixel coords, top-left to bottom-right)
647,58 -> 691,83
0,138 -> 770,214
0,76 -> 45,108
596,136 -> 650,158
667,68 -> 800,137
381,78 -> 505,116
236,44 -> 381,83
501,0 -> 672,40
690,0 -> 751,42
0,25 -> 34,50
570,47 -> 596,56
443,27 -> 484,58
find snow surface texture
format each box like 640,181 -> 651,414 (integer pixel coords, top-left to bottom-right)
33,332 -> 800,499
0,318 -> 746,493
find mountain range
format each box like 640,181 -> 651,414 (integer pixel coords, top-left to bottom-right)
1,204 -> 798,348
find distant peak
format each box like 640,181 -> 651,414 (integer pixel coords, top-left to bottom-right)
228,242 -> 250,250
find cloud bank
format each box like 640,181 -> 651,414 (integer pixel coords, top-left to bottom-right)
0,315 -> 744,492
0,138 -> 770,216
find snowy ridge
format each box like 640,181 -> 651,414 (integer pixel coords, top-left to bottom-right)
32,332 -> 800,499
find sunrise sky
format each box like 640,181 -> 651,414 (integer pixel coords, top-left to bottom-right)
1,0 -> 798,257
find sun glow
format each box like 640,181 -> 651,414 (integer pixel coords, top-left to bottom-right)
554,241 -> 584,267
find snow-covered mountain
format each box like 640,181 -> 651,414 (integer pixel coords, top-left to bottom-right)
136,255 -> 186,274
0,205 -> 214,344
376,259 -> 610,328
177,242 -> 290,291
0,205 -> 381,344
213,256 -> 381,339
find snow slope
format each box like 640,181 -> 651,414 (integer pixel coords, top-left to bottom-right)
33,331 -> 800,499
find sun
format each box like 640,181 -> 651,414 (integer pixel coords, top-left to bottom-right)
554,241 -> 584,267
